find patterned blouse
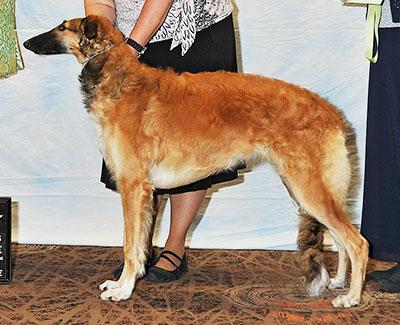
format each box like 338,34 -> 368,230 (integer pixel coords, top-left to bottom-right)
114,0 -> 233,55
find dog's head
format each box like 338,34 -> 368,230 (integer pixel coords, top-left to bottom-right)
24,16 -> 124,64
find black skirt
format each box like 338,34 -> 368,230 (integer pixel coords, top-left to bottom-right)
100,15 -> 244,194
361,28 -> 400,262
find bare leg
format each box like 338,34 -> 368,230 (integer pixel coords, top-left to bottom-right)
155,189 -> 207,271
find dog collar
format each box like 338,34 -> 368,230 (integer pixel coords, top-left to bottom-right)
82,43 -> 115,66
125,38 -> 147,58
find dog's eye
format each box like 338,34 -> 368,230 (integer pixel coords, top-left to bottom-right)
59,21 -> 66,31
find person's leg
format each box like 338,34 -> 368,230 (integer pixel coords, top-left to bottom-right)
361,28 -> 400,263
155,189 -> 207,271
361,28 -> 400,292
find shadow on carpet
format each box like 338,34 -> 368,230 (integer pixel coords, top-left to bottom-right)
0,244 -> 399,324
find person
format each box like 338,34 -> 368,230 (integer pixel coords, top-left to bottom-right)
361,0 -> 400,293
84,0 -> 241,282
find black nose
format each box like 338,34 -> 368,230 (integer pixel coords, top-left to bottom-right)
23,37 -> 45,54
23,40 -> 32,50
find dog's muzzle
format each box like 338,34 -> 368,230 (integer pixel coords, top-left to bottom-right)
24,30 -> 67,55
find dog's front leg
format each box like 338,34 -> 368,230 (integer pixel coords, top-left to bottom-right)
99,176 -> 153,301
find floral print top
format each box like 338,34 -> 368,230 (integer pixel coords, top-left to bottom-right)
114,0 -> 233,55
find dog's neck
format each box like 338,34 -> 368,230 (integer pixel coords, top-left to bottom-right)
82,43 -> 116,67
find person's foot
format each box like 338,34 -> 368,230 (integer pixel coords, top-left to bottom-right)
154,247 -> 184,270
147,250 -> 187,283
380,269 -> 400,293
368,263 -> 400,281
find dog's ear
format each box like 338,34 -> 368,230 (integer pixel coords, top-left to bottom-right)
83,17 -> 98,40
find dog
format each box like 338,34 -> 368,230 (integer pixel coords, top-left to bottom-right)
23,15 -> 369,307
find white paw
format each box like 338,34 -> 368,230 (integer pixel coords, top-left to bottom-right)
99,280 -> 120,291
328,277 -> 346,289
99,287 -> 132,301
99,279 -> 134,301
331,294 -> 360,308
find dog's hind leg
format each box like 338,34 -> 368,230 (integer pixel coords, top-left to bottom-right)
327,229 -> 349,290
290,177 -> 368,307
99,175 -> 154,301
319,207 -> 367,308
284,134 -> 368,307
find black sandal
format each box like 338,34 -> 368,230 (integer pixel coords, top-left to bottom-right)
112,248 -> 157,280
146,250 -> 188,283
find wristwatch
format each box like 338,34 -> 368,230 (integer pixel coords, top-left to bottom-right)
125,38 -> 147,58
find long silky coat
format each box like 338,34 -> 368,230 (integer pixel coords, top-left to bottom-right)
23,15 -> 369,308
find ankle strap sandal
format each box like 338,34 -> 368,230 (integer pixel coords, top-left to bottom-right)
147,250 -> 188,283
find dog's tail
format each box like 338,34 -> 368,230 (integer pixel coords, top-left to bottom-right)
297,212 -> 330,296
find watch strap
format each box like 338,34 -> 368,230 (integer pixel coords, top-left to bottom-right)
125,38 -> 147,58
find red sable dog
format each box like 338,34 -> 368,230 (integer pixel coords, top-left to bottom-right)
24,15 -> 368,307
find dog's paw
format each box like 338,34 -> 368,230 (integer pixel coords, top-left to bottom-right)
99,286 -> 133,301
331,294 -> 360,308
99,279 -> 120,291
98,279 -> 135,301
328,277 -> 346,289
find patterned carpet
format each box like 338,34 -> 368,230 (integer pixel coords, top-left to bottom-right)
0,245 -> 399,324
